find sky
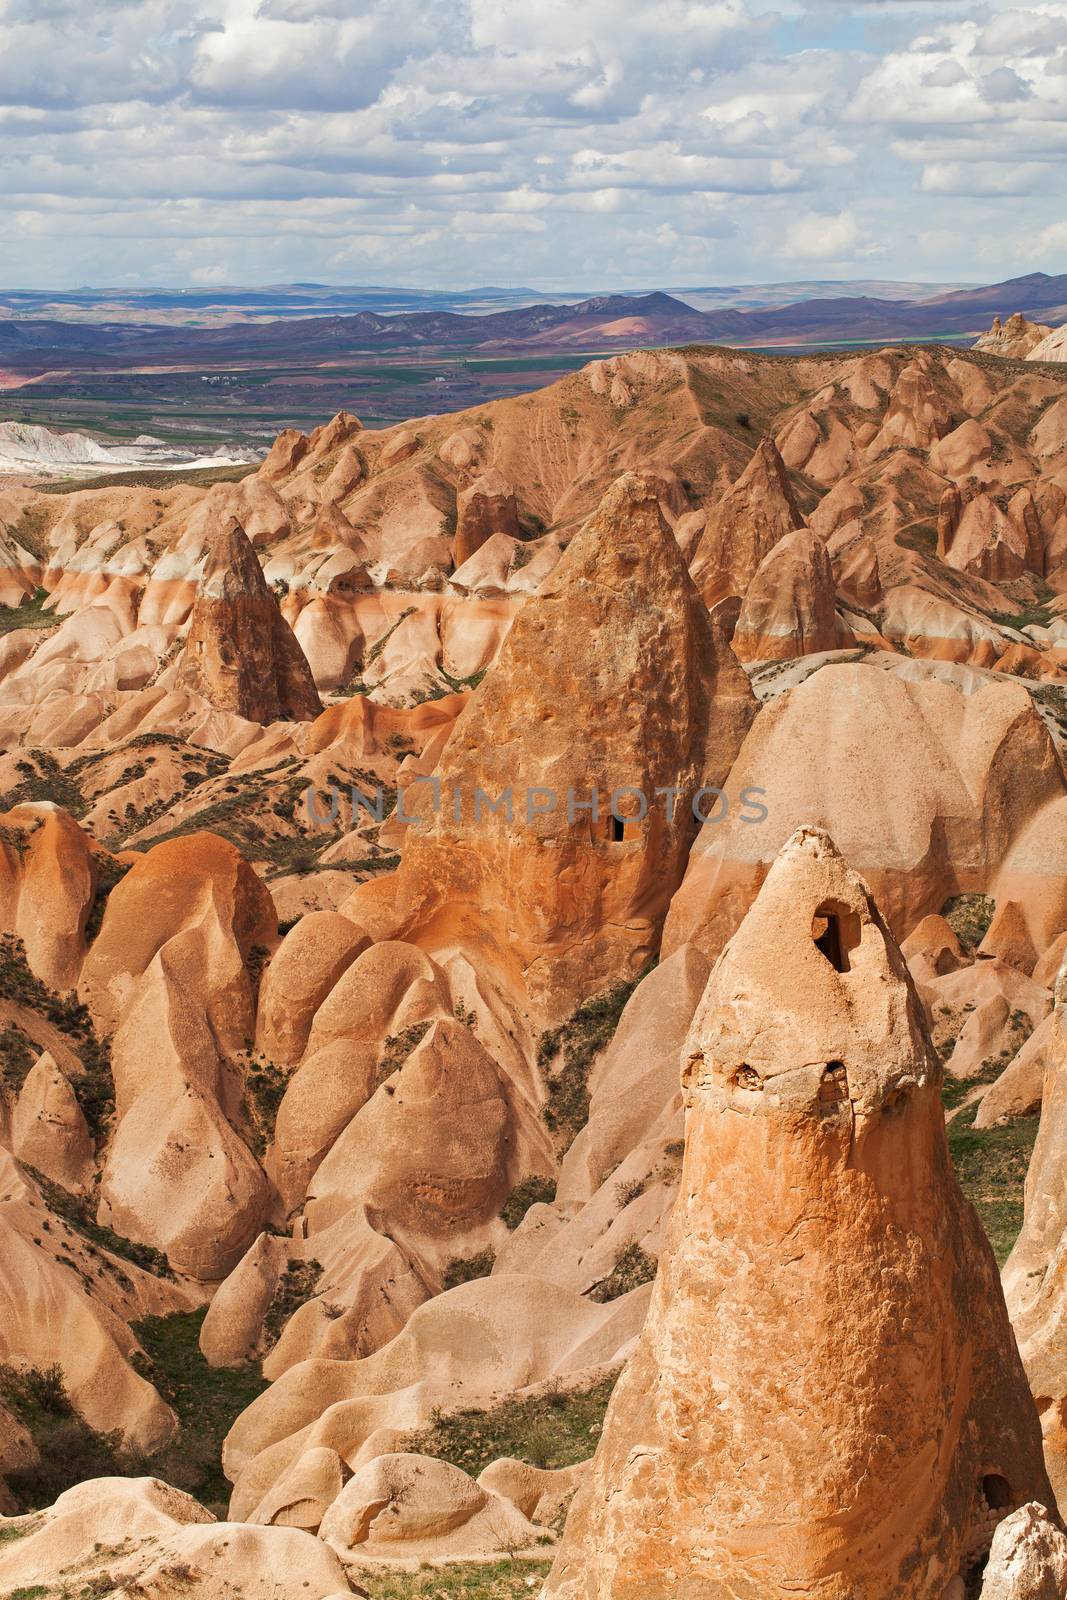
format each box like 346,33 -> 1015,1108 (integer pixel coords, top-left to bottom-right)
0,0 -> 1064,291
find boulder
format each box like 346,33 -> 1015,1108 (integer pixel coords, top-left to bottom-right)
979,1502 -> 1067,1598
318,1451 -> 541,1561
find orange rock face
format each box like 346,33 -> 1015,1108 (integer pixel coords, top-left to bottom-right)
454,471 -> 521,566
547,829 -> 1052,1600
730,527 -> 849,661
974,312 -> 1054,360
346,471 -> 757,1016
689,436 -> 806,610
176,517 -> 322,723
1004,965 -> 1067,1508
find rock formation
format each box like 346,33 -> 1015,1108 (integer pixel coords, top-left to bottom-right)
176,517 -> 322,722
345,471 -> 757,1016
1004,959 -> 1067,1507
663,660 -> 1066,962
978,1502 -> 1067,1598
1028,324 -> 1067,364
974,314 -> 1055,360
0,1476 -> 359,1599
454,471 -> 521,566
689,436 -> 806,610
730,527 -> 848,661
547,829 -> 1053,1600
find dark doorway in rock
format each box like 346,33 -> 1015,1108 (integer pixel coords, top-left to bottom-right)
982,1473 -> 1012,1511
812,901 -> 862,973
610,814 -> 626,842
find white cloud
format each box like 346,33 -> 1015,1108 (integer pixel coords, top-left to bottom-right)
0,0 -> 1059,286
783,209 -> 862,259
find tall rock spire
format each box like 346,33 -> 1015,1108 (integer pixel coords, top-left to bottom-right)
689,435 -> 806,610
177,516 -> 322,723
345,471 -> 757,1017
546,828 -> 1054,1599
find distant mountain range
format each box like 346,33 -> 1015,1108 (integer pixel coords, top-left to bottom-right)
0,274 -> 1062,371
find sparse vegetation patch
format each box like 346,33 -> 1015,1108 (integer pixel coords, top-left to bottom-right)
539,972 -> 647,1150
947,1105 -> 1040,1266
941,894 -> 995,954
589,1242 -> 657,1302
357,1561 -> 554,1600
442,1249 -> 495,1290
501,1175 -> 557,1230
263,1259 -> 323,1350
407,1372 -> 619,1478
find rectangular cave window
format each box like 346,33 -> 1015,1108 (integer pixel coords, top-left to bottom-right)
610,815 -> 626,842
812,901 -> 862,973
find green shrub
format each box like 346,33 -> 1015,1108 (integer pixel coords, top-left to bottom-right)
358,1561 -> 553,1600
589,1242 -> 658,1302
539,972 -> 647,1150
244,1056 -> 288,1152
83,855 -> 131,943
25,1167 -> 172,1279
406,1372 -> 618,1478
941,894 -> 995,953
0,934 -> 114,1141
131,1309 -> 268,1514
948,1105 -> 1040,1266
0,1365 -> 125,1510
0,587 -> 55,637
501,1175 -> 557,1230
376,1019 -> 432,1090
0,1023 -> 36,1096
263,1260 -> 322,1350
442,1249 -> 495,1290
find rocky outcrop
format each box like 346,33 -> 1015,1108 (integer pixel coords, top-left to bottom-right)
11,1050 -> 94,1192
0,1151 -> 180,1452
1004,963 -> 1067,1506
865,358 -> 953,455
1029,324 -> 1067,364
730,527 -> 848,661
939,490 -> 1033,583
663,661 -> 1066,963
453,471 -> 521,566
346,471 -> 757,1017
318,1452 -> 541,1563
689,437 -> 806,610
975,313 -> 1055,361
547,828 -> 1053,1600
176,518 -> 322,722
225,1274 -> 649,1525
0,1476 -> 359,1599
978,1502 -> 1067,1598
0,804 -> 98,991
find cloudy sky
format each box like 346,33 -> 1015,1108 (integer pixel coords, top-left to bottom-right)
0,0 -> 1064,290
